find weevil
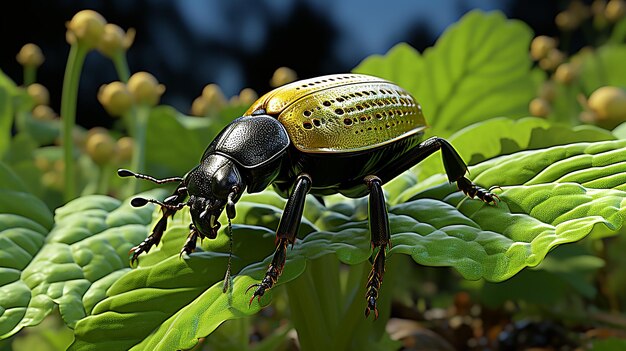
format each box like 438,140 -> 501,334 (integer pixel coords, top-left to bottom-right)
120,74 -> 498,319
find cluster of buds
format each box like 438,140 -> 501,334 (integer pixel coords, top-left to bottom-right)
555,0 -> 626,32
530,36 -> 566,72
83,127 -> 134,166
190,67 -> 297,117
592,0 -> 626,25
98,71 -> 165,117
190,83 -> 227,117
65,9 -> 134,57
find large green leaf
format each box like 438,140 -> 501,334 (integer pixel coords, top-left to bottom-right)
0,162 -> 53,339
70,139 -> 626,350
353,10 -> 538,137
0,183 -> 157,340
144,105 -> 247,180
404,117 -> 615,181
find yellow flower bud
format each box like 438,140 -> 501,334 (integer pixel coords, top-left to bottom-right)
190,97 -> 209,117
238,88 -> 258,105
127,71 -> 165,106
97,23 -> 135,58
568,0 -> 591,21
587,86 -> 626,127
606,0 -> 626,21
529,98 -> 551,118
202,83 -> 227,108
270,67 -> 298,87
556,11 -> 580,31
66,10 -> 107,48
85,131 -> 116,165
530,36 -> 557,61
32,105 -> 57,120
26,83 -> 50,106
16,43 -> 44,67
539,49 -> 566,71
98,81 -> 133,117
115,136 -> 134,162
554,63 -> 578,84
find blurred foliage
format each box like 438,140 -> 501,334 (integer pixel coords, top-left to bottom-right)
1,3 -> 626,351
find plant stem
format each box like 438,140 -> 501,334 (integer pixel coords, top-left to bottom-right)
23,66 -> 36,86
97,163 -> 112,195
60,43 -> 89,202
112,52 -> 130,82
126,105 -> 149,195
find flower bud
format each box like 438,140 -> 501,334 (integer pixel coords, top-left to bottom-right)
529,98 -> 551,118
115,136 -> 134,162
238,88 -> 258,105
202,83 -> 227,107
85,131 -> 116,165
530,36 -> 557,61
16,43 -> 44,68
270,67 -> 298,87
32,105 -> 57,120
554,63 -> 578,84
606,0 -> 626,22
127,71 -> 165,106
97,23 -> 135,58
556,11 -> 580,31
587,86 -> 626,127
190,97 -> 209,117
66,10 -> 107,47
98,81 -> 133,117
27,83 -> 50,106
539,49 -> 566,71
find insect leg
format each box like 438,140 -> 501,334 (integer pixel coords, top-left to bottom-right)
414,137 -> 499,204
364,175 -> 390,320
247,173 -> 312,304
129,183 -> 188,265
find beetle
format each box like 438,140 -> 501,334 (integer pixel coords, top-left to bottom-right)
120,73 -> 498,319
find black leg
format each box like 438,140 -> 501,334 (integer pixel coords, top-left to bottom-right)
410,137 -> 498,204
364,175 -> 390,319
247,173 -> 312,304
130,184 -> 187,265
180,223 -> 202,257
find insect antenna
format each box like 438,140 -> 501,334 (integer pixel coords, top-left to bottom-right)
130,197 -> 186,210
118,169 -> 183,184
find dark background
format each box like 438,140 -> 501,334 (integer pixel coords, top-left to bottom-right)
1,0 -> 565,130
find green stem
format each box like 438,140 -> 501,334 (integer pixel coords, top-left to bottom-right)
23,66 -> 36,86
60,43 -> 89,202
112,52 -> 130,83
126,105 -> 149,194
97,163 -> 112,195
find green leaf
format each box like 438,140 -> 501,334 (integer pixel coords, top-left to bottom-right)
144,105 -> 247,180
353,10 -> 538,137
403,117 -> 616,181
0,162 -> 53,339
579,44 -> 626,94
0,186 -> 157,340
71,139 -> 626,350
